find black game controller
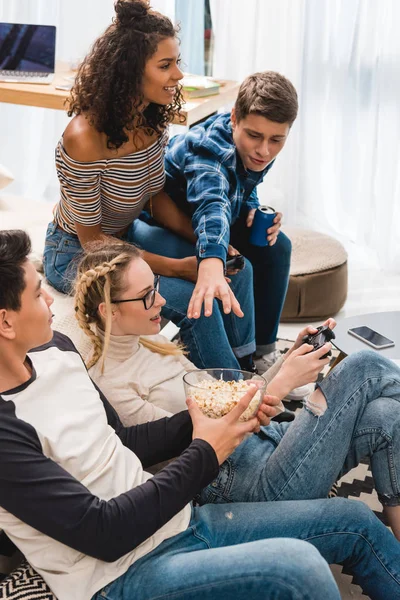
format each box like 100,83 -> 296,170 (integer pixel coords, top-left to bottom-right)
225,254 -> 245,272
301,326 -> 336,359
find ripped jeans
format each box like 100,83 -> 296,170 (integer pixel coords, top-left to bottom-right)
93,351 -> 400,600
200,350 -> 400,506
93,500 -> 400,600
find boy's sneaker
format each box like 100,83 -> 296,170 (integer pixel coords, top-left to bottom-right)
254,350 -> 313,402
253,349 -> 282,372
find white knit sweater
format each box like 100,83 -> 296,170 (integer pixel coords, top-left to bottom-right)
89,331 -> 283,426
89,332 -> 193,425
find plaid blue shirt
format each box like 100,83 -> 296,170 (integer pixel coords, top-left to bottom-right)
164,112 -> 274,264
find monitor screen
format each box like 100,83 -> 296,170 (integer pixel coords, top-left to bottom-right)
0,23 -> 56,72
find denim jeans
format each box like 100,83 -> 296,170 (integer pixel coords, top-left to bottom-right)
43,222 -> 83,294
195,350 -> 400,598
92,496 -> 400,600
126,219 -> 256,369
200,350 -> 400,508
230,208 -> 292,350
131,214 -> 291,354
92,351 -> 400,600
93,505 -> 341,600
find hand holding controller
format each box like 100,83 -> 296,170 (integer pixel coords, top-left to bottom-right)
301,326 -> 336,359
225,254 -> 245,272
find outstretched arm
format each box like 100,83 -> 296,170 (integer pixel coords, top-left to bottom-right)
183,157 -> 243,318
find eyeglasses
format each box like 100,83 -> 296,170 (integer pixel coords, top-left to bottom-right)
111,275 -> 160,311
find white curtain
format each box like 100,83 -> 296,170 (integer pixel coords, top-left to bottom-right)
210,0 -> 400,272
151,0 -> 175,22
0,0 -> 115,202
175,0 -> 204,75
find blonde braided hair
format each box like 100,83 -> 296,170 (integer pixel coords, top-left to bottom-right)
74,240 -> 183,373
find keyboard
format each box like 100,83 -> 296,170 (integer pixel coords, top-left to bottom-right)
0,70 -> 54,84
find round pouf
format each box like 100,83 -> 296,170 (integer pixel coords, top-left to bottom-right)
281,228 -> 348,322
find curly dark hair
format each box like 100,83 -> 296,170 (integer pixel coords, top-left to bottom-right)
67,0 -> 184,149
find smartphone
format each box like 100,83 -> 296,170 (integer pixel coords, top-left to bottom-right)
348,326 -> 395,350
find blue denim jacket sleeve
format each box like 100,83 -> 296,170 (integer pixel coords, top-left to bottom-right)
184,155 -> 232,265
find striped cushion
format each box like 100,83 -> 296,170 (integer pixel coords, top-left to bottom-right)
0,561 -> 55,599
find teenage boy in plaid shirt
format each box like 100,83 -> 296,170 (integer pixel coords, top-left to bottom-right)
147,72 -> 303,386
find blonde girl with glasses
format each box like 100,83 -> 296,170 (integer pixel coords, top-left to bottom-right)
74,241 -> 193,424
74,239 -> 400,545
74,240 -> 327,428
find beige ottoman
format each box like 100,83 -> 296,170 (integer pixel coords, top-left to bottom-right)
281,228 -> 348,322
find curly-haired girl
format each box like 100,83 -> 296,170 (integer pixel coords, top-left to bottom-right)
43,0 -> 258,375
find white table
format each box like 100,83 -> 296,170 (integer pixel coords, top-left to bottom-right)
332,311 -> 400,361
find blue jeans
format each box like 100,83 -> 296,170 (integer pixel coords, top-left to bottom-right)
126,219 -> 256,369
92,497 -> 400,600
131,214 -> 292,354
93,352 -> 400,600
93,505 -> 341,600
195,350 -> 400,598
230,208 -> 292,351
43,222 -> 83,294
200,350 -> 400,508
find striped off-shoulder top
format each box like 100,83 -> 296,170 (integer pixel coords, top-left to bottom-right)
53,130 -> 168,235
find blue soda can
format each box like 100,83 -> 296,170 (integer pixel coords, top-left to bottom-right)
249,206 -> 276,247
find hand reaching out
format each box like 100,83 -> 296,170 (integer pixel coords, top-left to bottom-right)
187,257 -> 243,319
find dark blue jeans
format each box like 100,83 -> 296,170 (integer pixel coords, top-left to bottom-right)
229,209 -> 292,350
133,213 -> 292,351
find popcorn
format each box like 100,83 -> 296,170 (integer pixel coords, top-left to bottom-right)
188,378 -> 263,421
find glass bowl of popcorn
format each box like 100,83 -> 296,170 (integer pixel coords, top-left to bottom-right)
183,369 -> 267,421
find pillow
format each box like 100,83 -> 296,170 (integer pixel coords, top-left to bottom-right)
0,561 -> 56,599
0,164 -> 14,190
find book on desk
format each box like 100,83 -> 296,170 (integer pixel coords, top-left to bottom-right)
181,75 -> 221,98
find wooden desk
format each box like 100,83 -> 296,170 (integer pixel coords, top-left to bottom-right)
0,63 -> 239,127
